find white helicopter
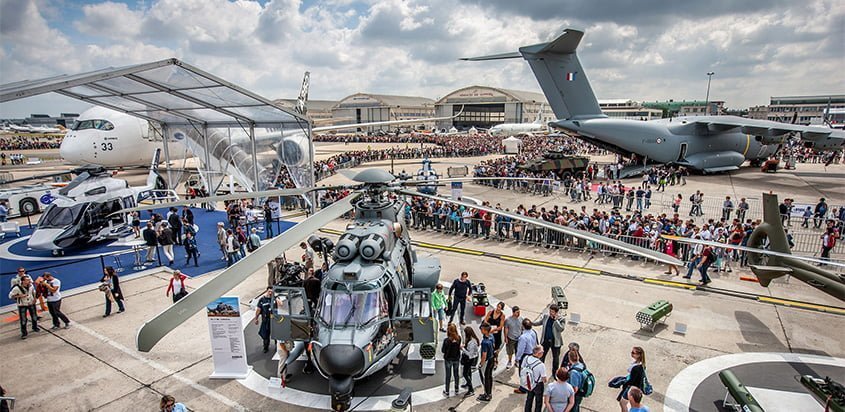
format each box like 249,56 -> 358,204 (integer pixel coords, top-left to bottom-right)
25,149 -> 175,255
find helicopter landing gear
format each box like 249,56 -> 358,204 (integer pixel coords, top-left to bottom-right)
330,376 -> 354,411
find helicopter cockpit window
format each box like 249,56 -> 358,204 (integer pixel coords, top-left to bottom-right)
39,204 -> 86,228
318,290 -> 384,327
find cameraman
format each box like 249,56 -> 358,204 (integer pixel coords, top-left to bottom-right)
532,304 -> 565,371
8,275 -> 39,339
39,272 -> 70,329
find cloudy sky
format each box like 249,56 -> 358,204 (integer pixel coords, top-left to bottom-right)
1,0 -> 843,117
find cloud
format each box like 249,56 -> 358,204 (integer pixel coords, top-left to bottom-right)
0,0 -> 843,118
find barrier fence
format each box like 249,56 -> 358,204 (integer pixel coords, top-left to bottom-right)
472,178 -> 844,231
402,212 -> 845,273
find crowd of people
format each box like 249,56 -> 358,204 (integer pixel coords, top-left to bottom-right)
431,271 -> 651,411
0,136 -> 61,151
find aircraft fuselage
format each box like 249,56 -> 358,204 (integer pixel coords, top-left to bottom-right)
552,116 -> 778,172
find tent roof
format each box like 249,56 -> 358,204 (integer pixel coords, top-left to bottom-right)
502,136 -> 523,141
0,58 -> 309,128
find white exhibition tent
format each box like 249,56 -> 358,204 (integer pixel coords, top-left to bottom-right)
502,136 -> 523,154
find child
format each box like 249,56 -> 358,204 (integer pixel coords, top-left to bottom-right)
802,207 -> 812,228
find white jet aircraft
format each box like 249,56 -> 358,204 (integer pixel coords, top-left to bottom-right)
488,105 -> 548,136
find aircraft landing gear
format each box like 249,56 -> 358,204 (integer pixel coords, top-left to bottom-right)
51,250 -> 65,257
330,376 -> 354,411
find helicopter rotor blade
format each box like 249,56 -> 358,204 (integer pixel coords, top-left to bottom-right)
665,235 -> 845,269
136,191 -> 361,352
399,189 -> 683,266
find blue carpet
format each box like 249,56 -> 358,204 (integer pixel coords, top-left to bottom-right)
1,207 -> 295,308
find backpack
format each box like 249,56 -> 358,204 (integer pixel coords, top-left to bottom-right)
520,357 -> 542,391
571,364 -> 595,398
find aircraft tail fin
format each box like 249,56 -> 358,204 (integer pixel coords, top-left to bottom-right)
519,29 -> 603,120
295,71 -> 310,116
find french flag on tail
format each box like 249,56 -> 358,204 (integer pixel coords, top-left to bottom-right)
566,72 -> 577,81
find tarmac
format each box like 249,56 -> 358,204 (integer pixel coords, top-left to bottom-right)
1,151 -> 844,412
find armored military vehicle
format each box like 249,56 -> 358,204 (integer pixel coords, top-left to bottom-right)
519,151 -> 589,179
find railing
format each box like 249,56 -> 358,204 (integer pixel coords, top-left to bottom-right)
403,213 -> 844,270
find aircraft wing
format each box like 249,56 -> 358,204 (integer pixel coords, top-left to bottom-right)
668,115 -> 844,149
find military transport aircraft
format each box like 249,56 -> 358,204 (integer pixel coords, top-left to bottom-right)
463,29 -> 844,173
117,170 -> 680,411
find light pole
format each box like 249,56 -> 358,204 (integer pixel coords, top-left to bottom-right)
704,71 -> 715,116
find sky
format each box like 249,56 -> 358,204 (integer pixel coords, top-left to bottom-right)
1,0 -> 843,118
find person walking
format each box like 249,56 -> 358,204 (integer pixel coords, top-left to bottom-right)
254,287 -> 274,353
522,345 -> 547,412
167,207 -> 183,245
695,244 -> 714,285
504,306 -> 523,369
216,222 -> 227,261
566,349 -> 587,411
627,387 -> 649,412
432,284 -> 447,332
143,222 -> 158,262
247,228 -> 262,253
447,272 -> 472,325
225,229 -> 241,266
461,325 -> 480,396
617,347 -> 646,412
183,231 -> 199,267
476,322 -> 495,402
534,304 -> 565,371
8,275 -> 39,339
166,270 -> 189,303
159,223 -> 175,265
544,367 -> 576,412
38,272 -> 70,329
441,323 -> 462,397
100,266 -> 125,317
820,228 -> 836,264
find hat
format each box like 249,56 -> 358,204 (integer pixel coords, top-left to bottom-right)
218,222 -> 225,226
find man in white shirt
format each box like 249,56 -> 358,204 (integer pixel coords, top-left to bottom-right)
38,272 -> 70,329
522,345 -> 548,411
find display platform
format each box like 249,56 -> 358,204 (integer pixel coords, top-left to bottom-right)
665,352 -> 845,412
0,207 -> 295,308
237,290 -> 512,411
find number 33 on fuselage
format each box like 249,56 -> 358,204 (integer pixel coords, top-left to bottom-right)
60,106 -> 183,167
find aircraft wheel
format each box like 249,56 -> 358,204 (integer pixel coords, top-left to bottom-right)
19,198 -> 39,216
51,250 -> 64,257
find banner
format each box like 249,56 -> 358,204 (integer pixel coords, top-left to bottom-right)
451,182 -> 463,201
207,296 -> 249,379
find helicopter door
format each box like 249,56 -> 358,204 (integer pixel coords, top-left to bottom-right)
393,288 -> 435,344
270,286 -> 312,341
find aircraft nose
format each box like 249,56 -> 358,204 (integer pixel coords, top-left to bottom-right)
59,133 -> 85,163
319,344 -> 366,376
27,228 -> 63,250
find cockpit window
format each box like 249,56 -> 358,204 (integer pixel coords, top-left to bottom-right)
71,119 -> 114,131
318,290 -> 386,327
38,204 -> 86,228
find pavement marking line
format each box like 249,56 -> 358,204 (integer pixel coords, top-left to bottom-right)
498,255 -> 601,274
643,278 -> 699,290
70,322 -> 248,412
413,241 -> 484,255
757,296 -> 845,315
